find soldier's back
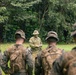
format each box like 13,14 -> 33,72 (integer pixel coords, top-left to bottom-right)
41,46 -> 63,75
63,49 -> 76,75
4,44 -> 27,75
52,47 -> 76,75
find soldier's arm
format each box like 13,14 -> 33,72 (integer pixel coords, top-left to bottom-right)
25,49 -> 33,75
1,51 -> 10,74
35,52 -> 43,75
29,38 -> 35,48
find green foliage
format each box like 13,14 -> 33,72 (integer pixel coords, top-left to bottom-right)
0,0 -> 76,42
3,24 -> 20,42
43,0 -> 76,41
0,7 -> 9,23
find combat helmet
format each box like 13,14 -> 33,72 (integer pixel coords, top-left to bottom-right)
15,29 -> 25,39
33,30 -> 39,35
46,31 -> 59,41
71,23 -> 76,37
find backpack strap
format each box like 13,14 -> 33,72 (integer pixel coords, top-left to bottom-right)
42,47 -> 62,69
63,56 -> 76,74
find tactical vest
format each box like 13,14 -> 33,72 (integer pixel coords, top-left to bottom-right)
8,44 -> 26,73
41,46 -> 63,75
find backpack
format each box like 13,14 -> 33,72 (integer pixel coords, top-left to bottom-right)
8,45 -> 26,73
63,51 -> 76,75
41,46 -> 63,75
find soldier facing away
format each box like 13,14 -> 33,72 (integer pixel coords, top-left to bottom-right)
35,31 -> 64,75
29,30 -> 42,52
1,29 -> 33,75
52,24 -> 76,75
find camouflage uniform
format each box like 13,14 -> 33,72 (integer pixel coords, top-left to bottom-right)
29,30 -> 42,52
1,30 -> 33,75
35,31 -> 64,75
52,24 -> 76,75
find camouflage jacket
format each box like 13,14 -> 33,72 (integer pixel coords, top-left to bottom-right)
52,47 -> 76,75
29,36 -> 42,48
35,45 -> 64,75
1,44 -> 33,75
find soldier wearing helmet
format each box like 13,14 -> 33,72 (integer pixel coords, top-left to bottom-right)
1,29 -> 33,75
35,31 -> 64,75
29,30 -> 42,53
51,23 -> 76,75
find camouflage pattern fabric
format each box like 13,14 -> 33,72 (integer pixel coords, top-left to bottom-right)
52,47 -> 76,75
15,29 -> 25,39
33,30 -> 39,35
1,44 -> 33,75
29,36 -> 42,52
35,45 -> 63,75
46,31 -> 59,41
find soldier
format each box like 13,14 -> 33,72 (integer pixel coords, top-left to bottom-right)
35,31 -> 64,75
1,29 -> 33,75
29,30 -> 42,52
52,24 -> 76,75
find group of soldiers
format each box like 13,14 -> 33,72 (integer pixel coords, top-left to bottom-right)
0,24 -> 76,75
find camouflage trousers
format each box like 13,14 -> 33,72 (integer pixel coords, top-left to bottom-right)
11,72 -> 26,75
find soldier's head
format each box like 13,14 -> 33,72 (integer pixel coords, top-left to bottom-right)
71,23 -> 76,42
15,29 -> 25,43
46,31 -> 59,45
33,30 -> 39,38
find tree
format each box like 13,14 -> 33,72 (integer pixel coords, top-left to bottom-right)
0,0 -> 41,42
0,0 -> 76,42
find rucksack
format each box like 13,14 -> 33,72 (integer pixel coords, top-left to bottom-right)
63,51 -> 76,75
41,46 -> 63,75
8,45 -> 26,73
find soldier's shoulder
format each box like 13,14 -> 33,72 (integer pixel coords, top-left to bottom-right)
19,45 -> 26,50
72,47 -> 76,51
30,37 -> 34,39
29,37 -> 34,41
7,45 -> 15,52
60,51 -> 71,60
25,47 -> 32,55
41,48 -> 48,56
